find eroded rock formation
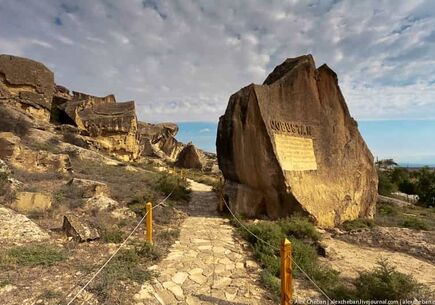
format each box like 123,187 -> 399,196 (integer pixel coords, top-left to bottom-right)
55,91 -> 141,161
0,55 -> 54,122
217,55 -> 378,227
138,122 -> 184,161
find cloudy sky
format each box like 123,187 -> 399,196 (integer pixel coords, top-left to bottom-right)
1,0 -> 435,123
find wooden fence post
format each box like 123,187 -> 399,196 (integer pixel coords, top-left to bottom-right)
146,202 -> 153,245
281,238 -> 292,305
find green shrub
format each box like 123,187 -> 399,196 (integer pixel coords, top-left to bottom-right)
279,216 -> 321,241
378,204 -> 398,216
400,217 -> 428,230
378,171 -> 396,195
0,245 -> 66,269
341,218 -> 375,231
101,229 -> 124,243
154,174 -> 191,202
135,242 -> 161,261
355,260 -> 423,300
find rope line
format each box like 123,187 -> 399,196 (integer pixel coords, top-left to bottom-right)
65,188 -> 175,305
220,193 -> 333,303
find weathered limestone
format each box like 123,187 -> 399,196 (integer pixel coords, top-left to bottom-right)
0,132 -> 72,173
62,214 -> 100,242
0,54 -> 54,121
138,122 -> 184,161
56,91 -> 141,161
217,55 -> 378,227
0,206 -> 50,243
175,143 -> 206,170
12,192 -> 52,213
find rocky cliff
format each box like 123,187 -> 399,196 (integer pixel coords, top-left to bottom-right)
217,55 -> 378,227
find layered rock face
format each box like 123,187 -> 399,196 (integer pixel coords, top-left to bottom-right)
57,91 -> 141,161
217,55 -> 378,227
0,55 -> 54,121
138,122 -> 184,161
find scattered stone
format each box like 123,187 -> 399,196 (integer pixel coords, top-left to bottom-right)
217,54 -> 378,227
172,272 -> 189,285
244,260 -> 259,271
12,192 -> 52,213
110,207 -> 136,220
62,214 -> 100,242
67,178 -> 109,198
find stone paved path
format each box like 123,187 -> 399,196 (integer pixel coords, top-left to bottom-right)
134,179 -> 275,305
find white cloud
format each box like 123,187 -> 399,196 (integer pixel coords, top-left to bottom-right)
0,0 -> 434,122
199,128 -> 210,133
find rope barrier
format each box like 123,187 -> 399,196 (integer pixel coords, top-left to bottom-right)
65,188 -> 175,305
220,192 -> 333,303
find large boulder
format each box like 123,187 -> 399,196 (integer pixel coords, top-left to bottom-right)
175,143 -> 206,170
138,122 -> 184,161
216,55 -> 378,227
0,54 -> 54,121
55,91 -> 141,161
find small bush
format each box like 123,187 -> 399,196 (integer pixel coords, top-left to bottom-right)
54,184 -> 84,209
378,203 -> 398,216
279,216 -> 321,241
0,171 -> 8,196
355,260 -> 424,300
154,174 -> 191,202
341,218 -> 375,231
63,132 -> 89,148
39,289 -> 62,299
0,245 -> 66,269
100,229 -> 124,243
400,217 -> 428,230
135,242 -> 161,261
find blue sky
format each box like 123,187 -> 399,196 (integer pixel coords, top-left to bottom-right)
0,0 -> 434,163
177,121 -> 435,166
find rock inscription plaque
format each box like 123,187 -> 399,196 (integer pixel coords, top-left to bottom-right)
273,134 -> 317,171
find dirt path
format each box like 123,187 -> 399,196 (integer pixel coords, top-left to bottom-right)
134,179 -> 275,305
321,236 -> 435,288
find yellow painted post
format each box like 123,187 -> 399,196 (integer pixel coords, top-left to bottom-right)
146,202 -> 153,245
281,238 -> 292,305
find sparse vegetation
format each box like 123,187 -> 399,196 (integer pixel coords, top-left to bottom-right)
400,217 -> 429,230
89,245 -> 157,303
375,203 -> 434,231
54,183 -> 84,209
154,173 -> 191,202
341,218 -> 375,231
353,260 -> 425,300
235,216 -> 345,300
0,244 -> 66,269
180,168 -> 220,187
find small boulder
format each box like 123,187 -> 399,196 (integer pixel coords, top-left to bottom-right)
67,178 -> 109,198
85,194 -> 118,211
62,214 -> 100,242
12,192 -> 52,213
175,143 -> 206,170
0,206 -> 50,243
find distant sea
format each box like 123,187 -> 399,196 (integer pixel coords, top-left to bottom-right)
177,120 -> 435,167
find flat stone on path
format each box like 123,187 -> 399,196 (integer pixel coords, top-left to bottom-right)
134,179 -> 274,304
